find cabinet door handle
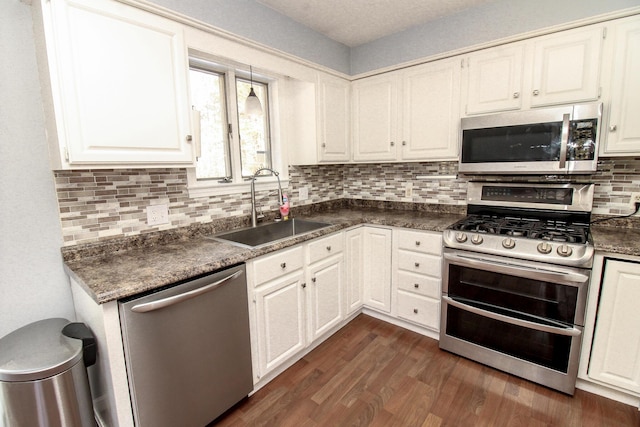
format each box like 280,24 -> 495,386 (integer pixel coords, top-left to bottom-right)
280,262 -> 286,269
326,246 -> 332,251
311,277 -> 316,283
532,89 -> 540,96
390,141 -> 395,146
414,283 -> 420,289
413,308 -> 419,314
513,92 -> 520,99
321,143 -> 326,148
402,141 -> 407,146
415,241 -> 421,246
414,262 -> 420,268
301,282 -> 306,288
609,125 -> 617,132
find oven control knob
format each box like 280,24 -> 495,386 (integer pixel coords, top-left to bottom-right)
537,242 -> 552,254
471,234 -> 483,245
455,232 -> 468,243
502,238 -> 516,249
557,244 -> 573,257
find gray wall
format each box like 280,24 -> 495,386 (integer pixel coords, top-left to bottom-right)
0,1 -> 75,339
151,0 -> 640,75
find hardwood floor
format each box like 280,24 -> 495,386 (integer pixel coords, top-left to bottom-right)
213,314 -> 640,426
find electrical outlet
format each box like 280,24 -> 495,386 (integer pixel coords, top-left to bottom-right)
299,186 -> 309,201
404,182 -> 413,198
147,204 -> 169,226
631,192 -> 640,208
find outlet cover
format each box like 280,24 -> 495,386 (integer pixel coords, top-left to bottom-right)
299,187 -> 309,201
147,204 -> 169,226
404,182 -> 413,198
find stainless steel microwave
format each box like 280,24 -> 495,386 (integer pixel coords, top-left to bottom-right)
459,103 -> 602,175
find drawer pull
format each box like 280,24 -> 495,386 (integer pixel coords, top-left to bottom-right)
413,308 -> 419,314
414,262 -> 420,268
301,282 -> 306,288
415,241 -> 421,246
326,246 -> 332,251
414,283 -> 420,289
280,262 -> 286,269
312,277 -> 317,283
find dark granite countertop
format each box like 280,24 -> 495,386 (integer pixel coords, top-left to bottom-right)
64,205 -> 465,304
591,226 -> 640,257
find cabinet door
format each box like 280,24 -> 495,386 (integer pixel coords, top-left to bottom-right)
602,17 -> 640,155
465,44 -> 524,115
43,0 -> 193,166
362,227 -> 392,312
530,26 -> 603,107
401,59 -> 461,160
352,74 -> 398,161
308,256 -> 344,341
345,228 -> 364,314
254,272 -> 306,376
588,260 -> 640,394
317,75 -> 351,162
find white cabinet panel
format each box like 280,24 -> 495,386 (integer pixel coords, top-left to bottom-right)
362,227 -> 392,312
602,16 -> 640,155
35,0 -> 194,168
401,59 -> 461,160
465,44 -> 525,114
317,74 -> 351,162
352,75 -> 399,161
531,26 -> 603,107
589,259 -> 640,394
252,246 -> 304,287
308,256 -> 344,341
396,291 -> 440,329
254,272 -> 307,375
345,228 -> 364,314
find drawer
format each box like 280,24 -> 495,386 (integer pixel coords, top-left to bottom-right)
397,250 -> 441,278
396,271 -> 440,299
252,246 -> 304,287
308,232 -> 343,264
395,229 -> 441,255
396,291 -> 440,330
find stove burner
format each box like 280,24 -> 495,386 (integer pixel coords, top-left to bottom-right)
449,215 -> 589,244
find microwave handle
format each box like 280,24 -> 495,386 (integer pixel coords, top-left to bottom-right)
559,113 -> 570,169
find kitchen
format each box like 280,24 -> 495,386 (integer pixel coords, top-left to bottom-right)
2,0 -> 640,425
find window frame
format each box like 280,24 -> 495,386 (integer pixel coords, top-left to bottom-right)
186,55 -> 287,198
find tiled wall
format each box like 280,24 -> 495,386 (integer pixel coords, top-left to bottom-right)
54,157 -> 640,246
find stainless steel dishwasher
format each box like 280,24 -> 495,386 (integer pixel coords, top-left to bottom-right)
118,264 -> 252,426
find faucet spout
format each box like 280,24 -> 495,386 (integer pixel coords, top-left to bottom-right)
250,168 -> 283,227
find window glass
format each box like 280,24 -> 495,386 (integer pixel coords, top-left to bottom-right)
189,67 -> 230,180
236,78 -> 271,177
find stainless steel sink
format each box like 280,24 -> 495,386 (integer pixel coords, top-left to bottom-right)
211,219 -> 332,248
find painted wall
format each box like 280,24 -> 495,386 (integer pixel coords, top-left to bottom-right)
150,0 -> 640,75
0,1 -> 75,339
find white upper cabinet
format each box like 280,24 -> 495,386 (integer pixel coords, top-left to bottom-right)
352,58 -> 461,162
464,25 -> 604,115
465,44 -> 525,115
317,74 -> 351,162
530,26 -> 603,107
400,59 -> 461,160
33,0 -> 195,169
601,16 -> 640,156
352,74 -> 399,161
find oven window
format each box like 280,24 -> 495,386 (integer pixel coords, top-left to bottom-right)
461,122 -> 563,163
448,265 -> 578,325
446,305 -> 572,373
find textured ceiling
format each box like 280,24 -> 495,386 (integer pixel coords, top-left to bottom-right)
256,0 -> 496,47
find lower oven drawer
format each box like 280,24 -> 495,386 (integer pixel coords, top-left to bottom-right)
396,291 -> 439,330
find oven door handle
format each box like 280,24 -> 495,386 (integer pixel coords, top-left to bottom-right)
443,296 -> 582,337
444,252 -> 590,285
559,112 -> 571,169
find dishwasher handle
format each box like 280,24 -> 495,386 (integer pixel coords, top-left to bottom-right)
131,269 -> 243,313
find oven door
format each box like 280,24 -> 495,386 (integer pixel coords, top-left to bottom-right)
439,248 -> 590,394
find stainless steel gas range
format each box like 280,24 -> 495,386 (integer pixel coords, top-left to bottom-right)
439,182 -> 595,395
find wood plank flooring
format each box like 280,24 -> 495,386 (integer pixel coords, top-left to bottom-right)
213,314 -> 640,426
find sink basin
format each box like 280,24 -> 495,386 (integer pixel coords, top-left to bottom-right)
211,219 -> 332,248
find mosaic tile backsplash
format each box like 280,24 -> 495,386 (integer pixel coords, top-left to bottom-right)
54,157 -> 640,246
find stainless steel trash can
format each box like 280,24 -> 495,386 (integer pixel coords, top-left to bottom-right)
0,318 -> 97,427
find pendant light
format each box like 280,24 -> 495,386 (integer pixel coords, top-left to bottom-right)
245,65 -> 263,116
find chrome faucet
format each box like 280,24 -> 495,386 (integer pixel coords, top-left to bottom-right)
250,168 -> 283,227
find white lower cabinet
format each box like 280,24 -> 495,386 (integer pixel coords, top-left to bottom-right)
392,229 -> 442,331
249,232 -> 345,381
345,228 -> 365,314
588,258 -> 640,395
362,227 -> 393,312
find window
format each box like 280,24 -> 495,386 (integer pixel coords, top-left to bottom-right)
188,57 -> 282,196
